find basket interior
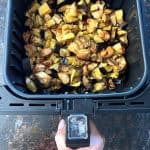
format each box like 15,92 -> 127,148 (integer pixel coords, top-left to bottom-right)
5,0 -> 146,97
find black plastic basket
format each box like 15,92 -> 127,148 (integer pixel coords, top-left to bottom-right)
3,0 -> 147,99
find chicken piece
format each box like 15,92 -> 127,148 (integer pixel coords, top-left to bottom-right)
38,2 -> 52,16
35,72 -> 51,87
58,72 -> 70,85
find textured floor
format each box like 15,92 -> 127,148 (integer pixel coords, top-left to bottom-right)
0,0 -> 150,150
0,113 -> 150,150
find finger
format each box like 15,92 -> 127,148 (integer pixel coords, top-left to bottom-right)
55,119 -> 72,150
90,121 -> 105,150
77,121 -> 105,150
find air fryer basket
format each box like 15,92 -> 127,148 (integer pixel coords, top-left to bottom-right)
4,0 -> 147,99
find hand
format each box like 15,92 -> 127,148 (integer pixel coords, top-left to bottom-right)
55,119 -> 105,150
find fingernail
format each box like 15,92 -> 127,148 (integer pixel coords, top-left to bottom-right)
58,119 -> 65,130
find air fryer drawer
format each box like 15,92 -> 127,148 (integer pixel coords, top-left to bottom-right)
4,0 -> 147,99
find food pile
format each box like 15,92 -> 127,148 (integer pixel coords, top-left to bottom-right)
23,0 -> 128,93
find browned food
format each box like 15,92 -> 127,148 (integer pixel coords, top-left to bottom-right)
23,0 -> 128,93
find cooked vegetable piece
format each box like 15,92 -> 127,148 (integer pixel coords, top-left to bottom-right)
92,68 -> 103,80
35,72 -> 51,87
115,10 -> 124,24
93,82 -> 106,92
113,43 -> 125,54
40,48 -> 52,57
58,72 -> 70,85
24,0 -> 128,93
38,2 -> 52,16
26,77 -> 37,93
76,49 -> 91,60
100,46 -> 114,58
87,19 -> 98,33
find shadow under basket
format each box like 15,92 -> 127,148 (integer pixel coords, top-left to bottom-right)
4,0 -> 147,99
